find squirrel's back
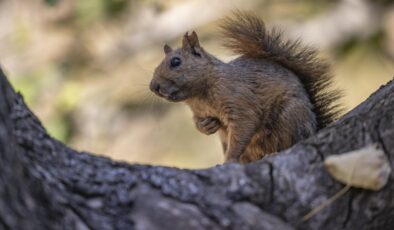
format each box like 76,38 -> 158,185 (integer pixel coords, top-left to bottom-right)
220,11 -> 342,129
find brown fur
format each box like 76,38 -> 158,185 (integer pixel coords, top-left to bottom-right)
150,12 -> 342,163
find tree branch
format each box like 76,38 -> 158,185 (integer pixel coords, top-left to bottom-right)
0,68 -> 393,230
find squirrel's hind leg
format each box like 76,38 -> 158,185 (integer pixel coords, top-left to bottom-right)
224,118 -> 259,163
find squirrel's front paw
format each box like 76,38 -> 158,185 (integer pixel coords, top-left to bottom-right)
196,117 -> 221,135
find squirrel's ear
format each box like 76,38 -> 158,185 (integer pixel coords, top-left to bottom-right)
163,44 -> 172,54
189,31 -> 200,48
182,31 -> 201,57
182,32 -> 191,50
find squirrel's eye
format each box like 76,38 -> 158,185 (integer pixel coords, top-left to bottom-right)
170,57 -> 182,68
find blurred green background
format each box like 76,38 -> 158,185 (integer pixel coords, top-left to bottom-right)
1,0 -> 393,168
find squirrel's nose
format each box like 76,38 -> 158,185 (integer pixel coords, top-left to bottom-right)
150,81 -> 160,93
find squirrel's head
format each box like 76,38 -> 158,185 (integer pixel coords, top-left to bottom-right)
150,31 -> 212,102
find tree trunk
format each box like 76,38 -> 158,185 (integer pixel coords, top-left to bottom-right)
0,68 -> 393,230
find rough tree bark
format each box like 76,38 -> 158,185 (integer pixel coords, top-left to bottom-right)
0,67 -> 393,230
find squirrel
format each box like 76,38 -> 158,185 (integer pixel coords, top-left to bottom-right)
149,11 -> 342,163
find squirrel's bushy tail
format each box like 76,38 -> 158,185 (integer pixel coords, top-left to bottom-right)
220,11 -> 342,129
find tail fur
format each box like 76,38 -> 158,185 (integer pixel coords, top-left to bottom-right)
220,11 -> 342,129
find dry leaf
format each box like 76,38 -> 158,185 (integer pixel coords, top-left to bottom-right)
324,144 -> 391,191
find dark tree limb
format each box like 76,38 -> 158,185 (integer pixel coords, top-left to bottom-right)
0,67 -> 393,230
